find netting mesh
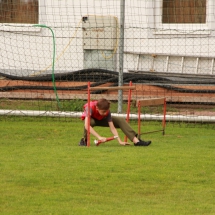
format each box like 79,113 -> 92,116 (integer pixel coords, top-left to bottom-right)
0,0 -> 215,125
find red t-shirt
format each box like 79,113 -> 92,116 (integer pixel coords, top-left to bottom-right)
81,101 -> 112,121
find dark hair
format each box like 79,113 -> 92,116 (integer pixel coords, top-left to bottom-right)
96,98 -> 110,110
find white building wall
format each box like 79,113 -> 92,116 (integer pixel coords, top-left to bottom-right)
0,0 -> 215,76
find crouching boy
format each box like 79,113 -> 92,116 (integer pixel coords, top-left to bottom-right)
79,98 -> 151,147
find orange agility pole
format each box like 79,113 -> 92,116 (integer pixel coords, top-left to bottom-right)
124,81 -> 132,142
89,86 -> 135,91
137,97 -> 167,137
162,98 -> 167,135
94,136 -> 118,146
87,82 -> 91,147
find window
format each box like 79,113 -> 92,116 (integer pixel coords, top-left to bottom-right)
0,0 -> 38,24
162,0 -> 206,23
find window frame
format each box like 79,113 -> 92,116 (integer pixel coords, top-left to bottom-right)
162,0 -> 207,24
0,0 -> 44,32
147,0 -> 213,35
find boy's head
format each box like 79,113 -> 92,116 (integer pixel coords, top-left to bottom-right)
96,98 -> 110,115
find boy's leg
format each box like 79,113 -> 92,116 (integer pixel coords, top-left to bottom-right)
79,118 -> 97,146
79,116 -> 151,146
112,116 -> 151,146
111,116 -> 137,142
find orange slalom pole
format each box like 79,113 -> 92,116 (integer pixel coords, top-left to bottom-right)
94,136 -> 118,146
162,98 -> 167,135
124,81 -> 132,142
138,101 -> 141,137
87,82 -> 91,147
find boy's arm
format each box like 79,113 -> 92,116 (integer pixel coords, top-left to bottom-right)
84,117 -> 106,141
108,121 -> 130,145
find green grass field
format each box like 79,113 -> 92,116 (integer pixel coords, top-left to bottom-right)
0,117 -> 215,214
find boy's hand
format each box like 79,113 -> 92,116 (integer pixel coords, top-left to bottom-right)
98,137 -> 107,142
119,141 -> 130,146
